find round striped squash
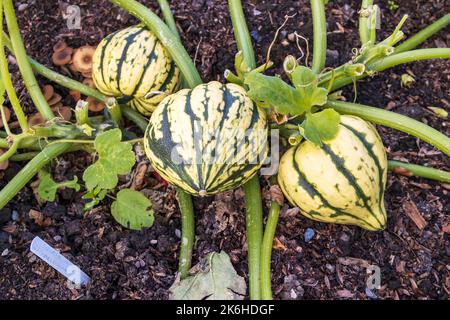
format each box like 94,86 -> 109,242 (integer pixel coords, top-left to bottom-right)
92,25 -> 181,116
144,81 -> 268,196
278,115 -> 388,231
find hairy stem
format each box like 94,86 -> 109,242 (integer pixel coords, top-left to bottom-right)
156,0 -> 180,41
359,0 -> 373,45
176,187 -> 195,279
0,2 -> 28,132
331,48 -> 450,91
228,0 -> 256,69
395,13 -> 450,53
260,201 -> 280,300
3,0 -> 54,120
243,176 -> 264,300
310,0 -> 327,73
326,100 -> 450,156
388,160 -> 450,183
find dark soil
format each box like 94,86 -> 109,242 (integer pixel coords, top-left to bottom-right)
1,0 -> 449,300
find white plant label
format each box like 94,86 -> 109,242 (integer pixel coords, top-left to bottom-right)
30,236 -> 90,287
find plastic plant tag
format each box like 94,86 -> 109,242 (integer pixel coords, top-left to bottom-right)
30,236 -> 90,286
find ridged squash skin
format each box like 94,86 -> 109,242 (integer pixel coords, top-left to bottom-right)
92,25 -> 181,116
144,81 -> 268,196
278,115 -> 388,231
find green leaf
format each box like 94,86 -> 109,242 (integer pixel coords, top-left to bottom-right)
111,189 -> 154,230
291,66 -> 328,111
82,187 -> 108,211
169,251 -> 246,300
244,71 -> 305,115
83,129 -> 135,191
300,109 -> 341,146
38,172 -> 80,202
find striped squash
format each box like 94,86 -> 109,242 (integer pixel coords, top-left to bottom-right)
278,115 -> 388,231
144,81 -> 268,196
92,25 -> 181,116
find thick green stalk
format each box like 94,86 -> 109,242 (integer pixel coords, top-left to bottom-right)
395,13 -> 450,53
243,176 -> 264,300
388,160 -> 450,183
156,0 -> 180,41
228,0 -> 256,69
120,106 -> 148,131
0,2 -> 28,131
3,0 -> 54,120
326,100 -> 450,156
359,0 -> 373,45
331,48 -> 450,91
176,187 -> 195,279
9,151 -> 39,162
0,143 -> 71,209
260,201 -> 280,300
109,0 -> 202,88
0,138 -> 7,148
368,48 -> 450,71
310,0 -> 327,73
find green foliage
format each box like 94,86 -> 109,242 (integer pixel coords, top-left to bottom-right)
38,171 -> 80,202
299,109 -> 341,146
244,71 -> 304,115
111,189 -> 154,230
82,187 -> 108,211
291,66 -> 328,111
169,251 -> 246,300
83,128 -> 135,191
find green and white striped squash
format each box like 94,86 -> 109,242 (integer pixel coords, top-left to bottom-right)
144,81 -> 268,196
278,115 -> 388,231
92,25 -> 181,116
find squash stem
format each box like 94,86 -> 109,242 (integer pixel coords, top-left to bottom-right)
395,13 -> 450,53
260,201 -> 280,300
3,0 -> 54,120
330,48 -> 450,91
325,100 -> 450,156
176,187 -> 195,279
388,160 -> 450,183
156,0 -> 180,41
0,2 -> 28,132
310,0 -> 327,73
243,176 -> 264,300
359,0 -> 373,46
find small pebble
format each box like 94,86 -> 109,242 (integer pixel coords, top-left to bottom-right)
304,228 -> 315,243
175,229 -> 181,239
11,210 -> 19,221
150,239 -> 158,245
53,235 -> 62,242
1,248 -> 9,256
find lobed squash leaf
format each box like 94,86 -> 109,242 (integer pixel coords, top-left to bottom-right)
111,189 -> 154,230
244,71 -> 306,115
83,129 -> 136,191
291,66 -> 328,111
38,171 -> 80,202
169,251 -> 246,300
300,109 -> 341,146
